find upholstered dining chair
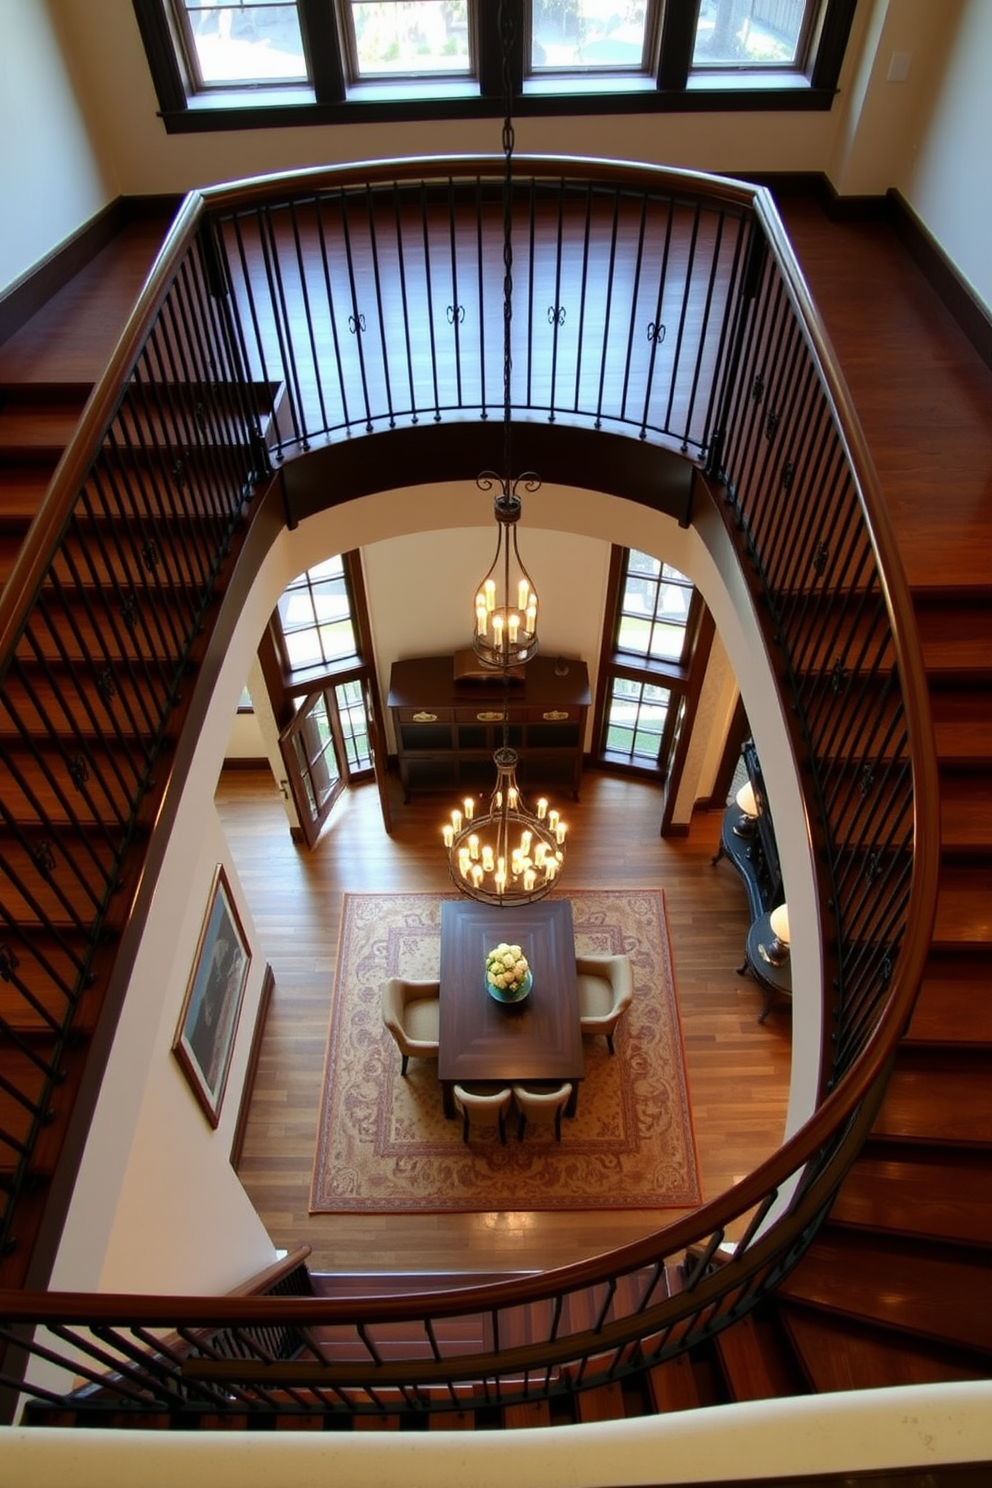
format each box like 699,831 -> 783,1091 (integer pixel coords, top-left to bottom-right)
575,953 -> 634,1054
380,977 -> 440,1075
512,1082 -> 573,1142
452,1083 -> 513,1145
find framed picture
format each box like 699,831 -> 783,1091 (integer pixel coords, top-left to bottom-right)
173,865 -> 251,1127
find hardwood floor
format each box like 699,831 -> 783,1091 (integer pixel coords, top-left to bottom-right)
215,766 -> 791,1274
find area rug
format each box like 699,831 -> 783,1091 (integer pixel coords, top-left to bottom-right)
310,889 -> 699,1213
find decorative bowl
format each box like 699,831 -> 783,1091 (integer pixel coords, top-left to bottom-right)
486,967 -> 532,1004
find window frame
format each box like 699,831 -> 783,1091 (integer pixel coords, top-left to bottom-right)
132,0 -> 859,132
268,550 -> 377,785
592,544 -> 709,780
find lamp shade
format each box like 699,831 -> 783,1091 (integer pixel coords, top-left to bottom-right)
770,903 -> 790,946
735,782 -> 758,818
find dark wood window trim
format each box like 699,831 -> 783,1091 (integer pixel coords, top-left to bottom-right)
592,544 -> 712,784
261,551 -> 377,786
132,0 -> 858,134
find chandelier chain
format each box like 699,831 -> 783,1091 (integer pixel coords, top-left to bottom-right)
500,0 -> 514,492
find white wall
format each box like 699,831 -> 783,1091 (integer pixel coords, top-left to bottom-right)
899,0 -> 992,311
0,0 -> 111,291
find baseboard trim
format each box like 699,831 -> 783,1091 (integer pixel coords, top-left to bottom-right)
230,962 -> 275,1171
0,193 -> 182,349
741,170 -> 888,222
885,188 -> 992,372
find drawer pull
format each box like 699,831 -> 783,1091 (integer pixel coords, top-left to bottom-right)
543,709 -> 570,721
412,711 -> 438,723
476,710 -> 505,722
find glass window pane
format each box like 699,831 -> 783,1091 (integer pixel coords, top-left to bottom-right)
318,618 -> 358,663
603,677 -> 671,767
647,621 -> 687,661
307,554 -> 345,581
618,550 -> 693,663
692,0 -> 809,70
180,3 -> 308,85
284,628 -> 324,670
617,613 -> 651,656
335,679 -> 372,770
531,0 -> 649,72
278,589 -> 317,632
349,2 -> 471,78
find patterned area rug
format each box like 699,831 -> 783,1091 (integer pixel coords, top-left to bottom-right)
310,889 -> 699,1213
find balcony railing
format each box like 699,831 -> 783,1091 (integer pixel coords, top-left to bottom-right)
0,157 -> 939,1422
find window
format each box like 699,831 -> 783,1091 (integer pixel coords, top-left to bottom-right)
616,551 -> 695,664
340,1 -> 473,82
594,546 -> 708,777
132,0 -> 858,130
691,0 -> 817,71
529,1 -> 655,75
276,554 -> 359,680
172,1 -> 309,88
269,552 -> 375,784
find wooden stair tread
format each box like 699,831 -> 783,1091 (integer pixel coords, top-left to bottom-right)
914,590 -> 992,679
939,771 -> 992,855
831,1146 -> 992,1247
502,1399 -> 552,1429
776,1231 -> 992,1354
574,1380 -> 626,1423
712,1308 -> 805,1402
0,832 -> 124,924
0,475 -> 53,531
779,1304 -> 991,1394
907,949 -> 992,1045
1,741 -> 139,826
646,1349 -> 724,1413
875,1053 -> 992,1145
932,865 -> 992,947
930,689 -> 992,762
0,668 -> 178,743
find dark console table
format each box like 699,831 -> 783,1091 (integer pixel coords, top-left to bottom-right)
713,741 -> 791,1021
388,654 -> 590,802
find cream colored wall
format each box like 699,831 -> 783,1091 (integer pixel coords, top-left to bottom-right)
40,0 -> 878,204
0,0 -> 111,289
900,0 -> 992,311
362,518 -> 609,756
825,0 -> 991,312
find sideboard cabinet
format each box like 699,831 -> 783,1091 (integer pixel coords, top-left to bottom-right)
388,654 -> 590,802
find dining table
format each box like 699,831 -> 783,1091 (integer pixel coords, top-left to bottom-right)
438,897 -> 584,1119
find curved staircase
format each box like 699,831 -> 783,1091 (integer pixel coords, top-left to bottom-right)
0,171 -> 990,1435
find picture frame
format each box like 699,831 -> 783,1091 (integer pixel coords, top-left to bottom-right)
172,864 -> 251,1128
